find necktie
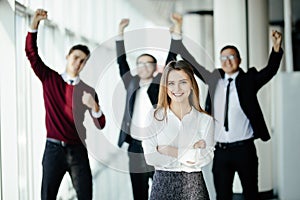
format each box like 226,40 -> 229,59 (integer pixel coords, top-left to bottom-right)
69,80 -> 74,85
224,78 -> 233,132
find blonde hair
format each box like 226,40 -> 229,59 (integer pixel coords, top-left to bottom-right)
154,60 -> 205,121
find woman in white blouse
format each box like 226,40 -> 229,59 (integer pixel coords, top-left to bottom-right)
142,60 -> 215,200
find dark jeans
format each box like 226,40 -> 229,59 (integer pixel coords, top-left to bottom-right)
212,140 -> 259,200
128,140 -> 154,200
41,141 -> 92,200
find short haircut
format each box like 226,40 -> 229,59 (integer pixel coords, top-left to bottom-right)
136,53 -> 157,64
220,45 -> 241,59
68,44 -> 90,57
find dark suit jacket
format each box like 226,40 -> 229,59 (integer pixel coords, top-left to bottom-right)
116,40 -> 176,147
173,39 -> 283,141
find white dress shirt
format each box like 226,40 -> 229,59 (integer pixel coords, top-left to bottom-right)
142,107 -> 215,172
130,81 -> 153,140
213,71 -> 253,143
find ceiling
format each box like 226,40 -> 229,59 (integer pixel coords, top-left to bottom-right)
126,0 -> 213,26
126,0 -> 300,27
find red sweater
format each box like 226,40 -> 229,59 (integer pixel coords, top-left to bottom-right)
25,32 -> 105,144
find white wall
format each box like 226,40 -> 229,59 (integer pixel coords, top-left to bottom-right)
0,1 -> 19,200
275,72 -> 300,200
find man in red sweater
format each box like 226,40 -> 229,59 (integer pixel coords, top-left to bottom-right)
25,9 -> 106,200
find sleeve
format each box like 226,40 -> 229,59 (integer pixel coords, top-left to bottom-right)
89,92 -> 106,129
142,136 -> 179,168
25,32 -> 53,82
116,40 -> 133,89
94,114 -> 106,129
253,47 -> 284,90
178,116 -> 215,168
171,39 -> 212,83
141,111 -> 179,168
165,36 -> 179,66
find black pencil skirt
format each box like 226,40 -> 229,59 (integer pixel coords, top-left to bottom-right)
150,170 -> 209,200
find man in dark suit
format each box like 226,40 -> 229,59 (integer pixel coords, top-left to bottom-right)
170,14 -> 283,200
115,19 -> 176,200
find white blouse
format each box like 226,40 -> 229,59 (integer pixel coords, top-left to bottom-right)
142,107 -> 215,172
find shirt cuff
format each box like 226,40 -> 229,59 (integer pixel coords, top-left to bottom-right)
92,108 -> 103,118
195,147 -> 214,167
116,35 -> 124,41
178,148 -> 197,166
28,28 -> 38,33
171,33 -> 182,40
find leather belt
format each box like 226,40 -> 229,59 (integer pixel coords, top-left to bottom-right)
216,138 -> 254,149
130,138 -> 142,146
46,138 -> 69,147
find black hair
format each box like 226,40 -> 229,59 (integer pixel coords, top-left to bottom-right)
68,44 -> 90,57
220,45 -> 241,59
136,53 -> 157,64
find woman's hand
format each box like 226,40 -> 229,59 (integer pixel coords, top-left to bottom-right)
193,139 -> 206,149
157,145 -> 178,158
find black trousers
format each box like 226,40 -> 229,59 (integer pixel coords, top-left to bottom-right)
128,140 -> 154,200
212,140 -> 259,200
41,141 -> 92,200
